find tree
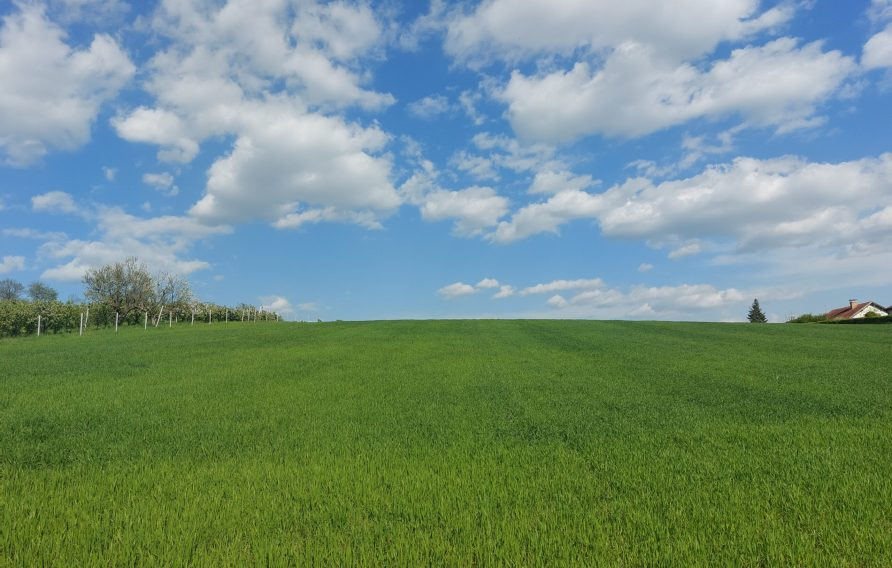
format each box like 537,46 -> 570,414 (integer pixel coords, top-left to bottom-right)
83,258 -> 154,319
0,279 -> 24,301
748,298 -> 767,323
152,272 -> 192,312
27,281 -> 58,302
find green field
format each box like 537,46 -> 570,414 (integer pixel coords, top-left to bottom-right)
1,321 -> 890,565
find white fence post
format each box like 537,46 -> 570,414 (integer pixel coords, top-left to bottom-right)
145,312 -> 148,330
115,312 -> 119,332
169,312 -> 172,327
80,312 -> 84,336
191,311 -> 194,326
85,307 -> 89,329
37,315 -> 41,337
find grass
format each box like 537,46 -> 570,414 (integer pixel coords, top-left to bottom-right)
1,320 -> 890,565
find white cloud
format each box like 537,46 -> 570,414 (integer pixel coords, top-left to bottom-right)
0,255 -> 25,274
502,38 -> 856,143
39,206 -> 230,281
260,295 -> 294,316
520,278 -> 605,296
407,94 -> 452,119
490,189 -> 603,243
438,282 -> 477,299
103,166 -> 116,181
863,23 -> 892,69
32,191 -> 79,214
638,263 -> 654,272
0,4 -> 133,165
107,0 -> 400,232
492,154 -> 892,262
476,278 -> 499,288
452,152 -> 499,181
493,284 -> 515,299
541,281 -> 746,319
457,273 -> 752,320
419,186 -> 509,236
112,107 -> 199,163
445,0 -> 791,63
142,172 -> 179,197
668,241 -> 703,260
529,169 -> 595,195
189,101 -> 399,226
869,0 -> 892,23
459,89 -> 485,125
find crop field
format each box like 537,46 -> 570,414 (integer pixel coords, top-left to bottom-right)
1,320 -> 891,565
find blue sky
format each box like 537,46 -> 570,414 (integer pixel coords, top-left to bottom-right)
1,0 -> 891,321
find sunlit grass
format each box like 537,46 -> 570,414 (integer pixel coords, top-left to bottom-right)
1,320 -> 890,564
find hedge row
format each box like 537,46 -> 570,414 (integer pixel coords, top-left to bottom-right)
0,300 -> 280,337
822,315 -> 892,325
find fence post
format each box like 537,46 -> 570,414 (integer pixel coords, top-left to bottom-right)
85,307 -> 89,329
80,312 -> 84,336
37,314 -> 41,337
155,305 -> 164,328
191,311 -> 194,326
145,312 -> 148,330
115,312 -> 119,332
169,312 -> 172,328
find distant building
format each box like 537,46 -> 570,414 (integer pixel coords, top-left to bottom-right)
825,299 -> 889,320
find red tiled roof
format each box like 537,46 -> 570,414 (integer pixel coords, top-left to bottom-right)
826,302 -> 886,319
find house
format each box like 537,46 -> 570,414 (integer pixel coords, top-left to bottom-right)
825,299 -> 889,320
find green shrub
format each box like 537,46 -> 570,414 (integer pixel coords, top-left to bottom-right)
787,313 -> 828,323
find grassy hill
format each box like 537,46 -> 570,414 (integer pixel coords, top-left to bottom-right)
1,320 -> 890,564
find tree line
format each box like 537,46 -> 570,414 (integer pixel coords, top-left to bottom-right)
0,258 -> 279,337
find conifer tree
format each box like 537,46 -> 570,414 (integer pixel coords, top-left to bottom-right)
748,298 -> 767,323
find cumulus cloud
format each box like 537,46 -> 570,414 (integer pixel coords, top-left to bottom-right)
438,282 -> 477,299
0,4 -> 133,165
529,169 -> 595,195
493,285 -> 515,299
668,241 -> 703,260
142,172 -> 179,197
187,100 -> 399,226
502,38 -> 856,143
863,24 -> 892,69
0,255 -> 25,274
440,273 -> 757,320
407,94 -> 452,119
420,186 -> 509,236
476,278 -> 499,288
32,191 -> 79,214
520,278 -> 605,296
260,295 -> 294,316
445,0 -> 791,63
108,0 -> 399,232
491,154 -> 892,265
37,202 -> 230,281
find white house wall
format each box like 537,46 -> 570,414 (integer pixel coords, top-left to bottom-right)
853,305 -> 889,318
